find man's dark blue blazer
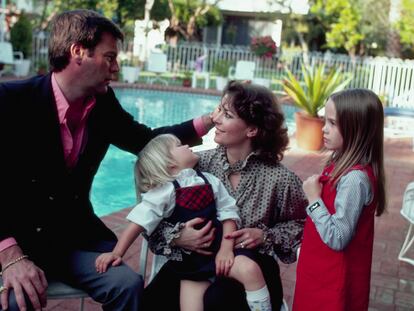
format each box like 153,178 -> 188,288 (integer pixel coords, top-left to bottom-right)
0,74 -> 201,265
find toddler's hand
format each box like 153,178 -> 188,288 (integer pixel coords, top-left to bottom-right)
215,249 -> 234,276
95,252 -> 122,273
303,174 -> 322,203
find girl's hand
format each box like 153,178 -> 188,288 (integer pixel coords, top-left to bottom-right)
95,252 -> 122,273
215,249 -> 234,276
303,174 -> 322,203
173,218 -> 215,255
225,228 -> 264,249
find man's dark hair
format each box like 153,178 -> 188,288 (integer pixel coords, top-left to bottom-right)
48,9 -> 124,72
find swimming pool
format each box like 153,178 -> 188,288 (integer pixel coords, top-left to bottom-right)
91,88 -> 297,217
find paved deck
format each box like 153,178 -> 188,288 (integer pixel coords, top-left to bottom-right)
44,136 -> 414,310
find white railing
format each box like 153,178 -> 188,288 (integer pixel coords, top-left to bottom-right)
31,33 -> 414,108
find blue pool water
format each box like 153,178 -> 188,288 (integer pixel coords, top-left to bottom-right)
91,88 -> 297,217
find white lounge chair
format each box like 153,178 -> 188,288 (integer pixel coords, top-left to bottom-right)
0,42 -> 14,76
228,60 -> 256,81
147,49 -> 168,85
384,106 -> 414,151
398,181 -> 414,266
0,42 -> 31,77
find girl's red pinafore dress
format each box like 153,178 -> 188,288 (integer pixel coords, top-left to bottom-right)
293,164 -> 377,311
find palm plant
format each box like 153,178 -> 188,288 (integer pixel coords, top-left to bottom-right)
281,63 -> 351,117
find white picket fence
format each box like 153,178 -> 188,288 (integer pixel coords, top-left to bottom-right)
31,33 -> 414,108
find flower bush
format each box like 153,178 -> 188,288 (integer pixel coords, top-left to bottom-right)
250,36 -> 277,58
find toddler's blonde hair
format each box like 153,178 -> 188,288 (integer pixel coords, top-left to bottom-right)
135,134 -> 181,193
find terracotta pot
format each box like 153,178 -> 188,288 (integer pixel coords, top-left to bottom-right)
294,111 -> 324,151
182,79 -> 191,87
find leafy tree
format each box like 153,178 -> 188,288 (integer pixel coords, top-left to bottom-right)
311,0 -> 363,56
358,0 -> 389,56
396,0 -> 414,57
306,0 -> 394,56
166,0 -> 222,42
32,0 -> 221,42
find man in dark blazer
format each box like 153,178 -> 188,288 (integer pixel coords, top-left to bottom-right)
0,9 -> 212,311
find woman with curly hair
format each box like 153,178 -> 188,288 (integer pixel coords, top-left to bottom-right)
143,81 -> 308,311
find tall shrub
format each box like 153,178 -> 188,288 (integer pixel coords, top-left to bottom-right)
10,12 -> 33,58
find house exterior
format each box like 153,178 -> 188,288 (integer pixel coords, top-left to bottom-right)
203,0 -> 309,46
203,0 -> 309,47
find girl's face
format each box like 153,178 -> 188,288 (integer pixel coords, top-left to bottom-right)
322,99 -> 343,151
212,95 -> 257,148
169,141 -> 199,170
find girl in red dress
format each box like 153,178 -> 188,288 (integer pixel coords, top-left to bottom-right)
293,88 -> 387,311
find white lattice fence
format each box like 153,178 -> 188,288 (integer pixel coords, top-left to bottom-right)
31,34 -> 414,107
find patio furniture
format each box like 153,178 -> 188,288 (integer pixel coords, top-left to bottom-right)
139,238 -> 167,284
398,181 -> 414,266
0,42 -> 14,77
228,60 -> 256,81
147,49 -> 168,85
384,107 -> 414,151
47,281 -> 88,310
0,42 -> 31,77
192,71 -> 210,89
0,277 -> 88,311
253,77 -> 271,88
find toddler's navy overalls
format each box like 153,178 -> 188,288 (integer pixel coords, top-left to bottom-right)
163,170 -> 256,281
164,170 -> 223,281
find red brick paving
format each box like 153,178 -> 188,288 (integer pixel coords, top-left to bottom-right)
45,137 -> 414,310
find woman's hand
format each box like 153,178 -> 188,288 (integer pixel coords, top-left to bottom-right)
0,246 -> 47,311
303,174 -> 322,203
225,228 -> 264,249
173,218 -> 216,255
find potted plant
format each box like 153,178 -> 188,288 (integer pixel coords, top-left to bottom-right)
10,12 -> 33,77
280,63 -> 351,151
182,70 -> 192,87
213,60 -> 232,91
35,60 -> 48,75
120,53 -> 141,84
250,36 -> 277,59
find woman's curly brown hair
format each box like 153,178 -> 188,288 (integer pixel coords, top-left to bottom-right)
223,80 -> 289,163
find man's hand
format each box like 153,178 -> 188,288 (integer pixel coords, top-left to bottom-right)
0,245 -> 47,311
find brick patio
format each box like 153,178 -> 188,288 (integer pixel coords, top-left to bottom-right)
44,136 -> 414,310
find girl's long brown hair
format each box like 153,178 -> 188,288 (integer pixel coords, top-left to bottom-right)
328,89 -> 386,216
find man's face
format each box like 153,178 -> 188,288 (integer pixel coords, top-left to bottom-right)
79,32 -> 120,95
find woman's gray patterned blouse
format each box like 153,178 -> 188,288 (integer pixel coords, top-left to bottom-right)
148,145 -> 308,264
